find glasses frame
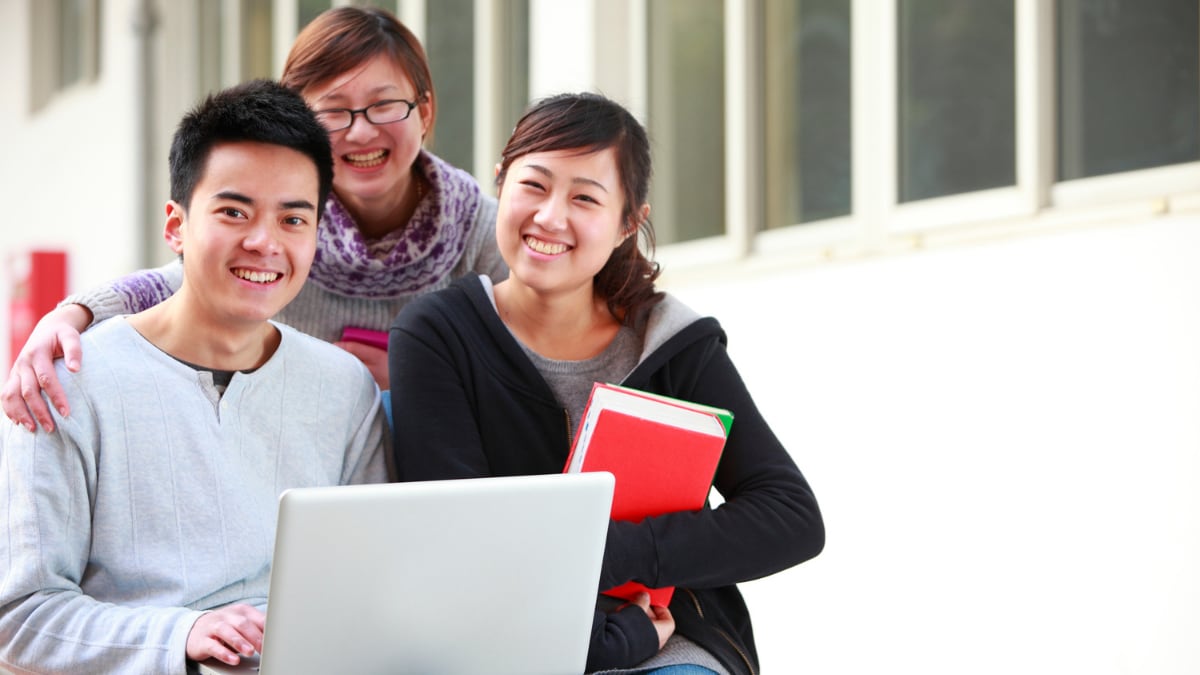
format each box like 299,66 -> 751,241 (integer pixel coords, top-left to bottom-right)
314,98 -> 422,132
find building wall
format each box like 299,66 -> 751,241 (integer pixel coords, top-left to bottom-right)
0,1 -> 147,325
662,209 -> 1200,674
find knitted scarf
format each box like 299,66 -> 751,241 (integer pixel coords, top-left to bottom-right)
307,150 -> 484,299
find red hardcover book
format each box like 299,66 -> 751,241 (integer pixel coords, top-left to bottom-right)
564,383 -> 732,606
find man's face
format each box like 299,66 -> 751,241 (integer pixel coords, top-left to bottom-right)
165,141 -> 320,329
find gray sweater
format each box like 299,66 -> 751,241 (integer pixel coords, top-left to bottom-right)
0,318 -> 391,674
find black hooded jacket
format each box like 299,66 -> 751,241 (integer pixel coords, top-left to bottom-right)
389,275 -> 824,674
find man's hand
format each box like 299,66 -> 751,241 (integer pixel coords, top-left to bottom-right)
186,604 -> 266,665
1,304 -> 91,432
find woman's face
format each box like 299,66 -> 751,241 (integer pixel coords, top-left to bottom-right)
496,147 -> 631,300
302,53 -> 431,205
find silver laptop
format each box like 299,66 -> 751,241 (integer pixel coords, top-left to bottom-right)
197,472 -> 614,675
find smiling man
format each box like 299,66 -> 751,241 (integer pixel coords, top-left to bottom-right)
0,80 -> 391,674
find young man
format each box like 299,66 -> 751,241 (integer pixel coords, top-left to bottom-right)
0,80 -> 391,674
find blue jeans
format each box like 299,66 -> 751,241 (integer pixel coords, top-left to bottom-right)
642,667 -> 719,675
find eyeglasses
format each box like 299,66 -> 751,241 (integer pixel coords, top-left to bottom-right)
313,99 -> 421,132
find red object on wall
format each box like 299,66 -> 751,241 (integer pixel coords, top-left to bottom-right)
9,250 -> 68,370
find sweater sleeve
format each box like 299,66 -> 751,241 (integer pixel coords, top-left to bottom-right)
0,398 -> 200,675
601,334 -> 825,594
586,606 -> 660,672
60,259 -> 183,327
339,366 -> 395,484
388,296 -> 493,480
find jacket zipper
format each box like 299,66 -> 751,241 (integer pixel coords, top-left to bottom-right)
683,588 -> 756,675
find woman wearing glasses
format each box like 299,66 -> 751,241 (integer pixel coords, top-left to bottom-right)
2,6 -> 506,431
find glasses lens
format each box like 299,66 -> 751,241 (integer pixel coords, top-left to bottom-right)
365,100 -> 413,124
315,110 -> 352,131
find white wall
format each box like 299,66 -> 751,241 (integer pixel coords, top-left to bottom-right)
0,0 -> 146,367
662,211 -> 1200,674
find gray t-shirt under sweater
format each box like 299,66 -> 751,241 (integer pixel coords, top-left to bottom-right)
479,276 -> 730,675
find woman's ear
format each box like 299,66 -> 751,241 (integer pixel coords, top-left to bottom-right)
418,92 -> 434,140
637,204 -> 651,227
163,201 -> 186,255
626,203 -> 651,238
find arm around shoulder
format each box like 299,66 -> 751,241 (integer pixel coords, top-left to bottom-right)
62,258 -> 183,325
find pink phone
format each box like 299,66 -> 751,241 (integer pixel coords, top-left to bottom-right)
340,327 -> 389,350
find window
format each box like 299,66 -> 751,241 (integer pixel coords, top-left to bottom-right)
30,0 -> 102,112
426,0 -> 477,173
763,0 -> 852,228
239,0 -> 274,82
298,0 -> 330,33
1057,0 -> 1200,181
647,0 -> 725,244
196,1 -> 223,95
896,0 -> 1016,203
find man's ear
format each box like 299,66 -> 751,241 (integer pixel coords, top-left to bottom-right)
163,201 -> 186,255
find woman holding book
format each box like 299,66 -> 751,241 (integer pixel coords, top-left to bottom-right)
388,92 -> 824,674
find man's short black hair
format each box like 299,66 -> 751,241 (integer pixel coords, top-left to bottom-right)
168,79 -> 334,220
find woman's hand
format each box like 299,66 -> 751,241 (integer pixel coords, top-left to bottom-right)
1,304 -> 92,432
186,604 -> 266,665
628,591 -> 675,650
334,340 -> 390,389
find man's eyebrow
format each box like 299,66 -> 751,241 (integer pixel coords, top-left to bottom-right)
214,190 -> 254,205
525,163 -> 609,193
214,192 -> 316,211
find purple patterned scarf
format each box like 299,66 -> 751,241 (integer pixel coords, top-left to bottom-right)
307,151 -> 483,299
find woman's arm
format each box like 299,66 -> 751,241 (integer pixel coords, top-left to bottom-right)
1,261 -> 182,432
603,338 -> 825,593
586,595 -> 672,672
388,311 -> 493,480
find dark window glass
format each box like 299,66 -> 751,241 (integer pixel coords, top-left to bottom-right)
298,0 -> 329,31
1058,0 -> 1200,180
426,0 -> 476,172
648,0 -> 725,243
898,0 -> 1016,202
765,0 -> 852,228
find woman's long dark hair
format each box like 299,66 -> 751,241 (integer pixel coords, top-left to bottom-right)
496,93 -> 664,333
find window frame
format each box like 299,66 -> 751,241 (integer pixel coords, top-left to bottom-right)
29,0 -> 102,113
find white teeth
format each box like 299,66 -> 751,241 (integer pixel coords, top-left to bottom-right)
234,269 -> 281,284
524,236 -> 569,255
345,150 -> 387,167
